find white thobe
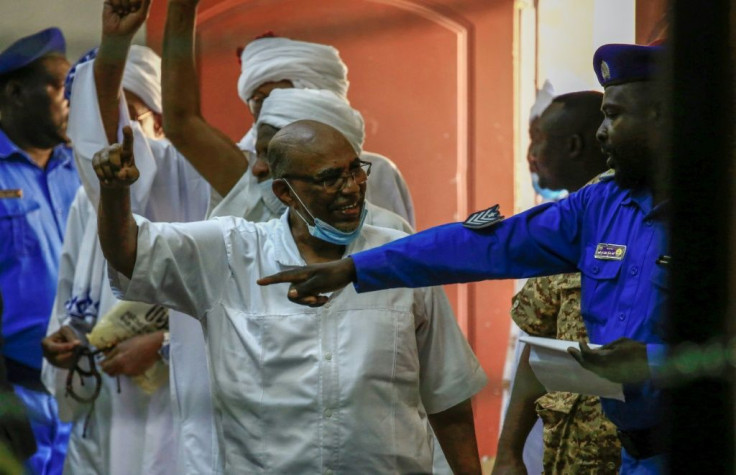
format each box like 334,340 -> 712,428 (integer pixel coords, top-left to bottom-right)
110,212 -> 487,474
41,59 -> 211,475
362,151 -> 415,226
182,160 -> 409,474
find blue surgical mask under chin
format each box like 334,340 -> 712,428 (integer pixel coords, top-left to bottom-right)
284,180 -> 367,246
531,172 -> 569,202
257,179 -> 287,216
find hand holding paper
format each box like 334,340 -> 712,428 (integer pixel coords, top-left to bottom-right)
568,338 -> 650,384
519,335 -> 626,401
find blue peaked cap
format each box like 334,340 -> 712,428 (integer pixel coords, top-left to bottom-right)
0,27 -> 66,77
593,43 -> 664,87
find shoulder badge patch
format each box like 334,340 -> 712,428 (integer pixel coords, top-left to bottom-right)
463,204 -> 504,230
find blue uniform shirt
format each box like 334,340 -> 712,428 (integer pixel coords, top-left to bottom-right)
352,176 -> 669,431
0,128 -> 79,370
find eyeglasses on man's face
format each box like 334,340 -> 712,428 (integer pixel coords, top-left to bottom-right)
282,160 -> 372,193
246,93 -> 267,116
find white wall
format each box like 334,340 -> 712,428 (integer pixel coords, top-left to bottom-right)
538,0 -> 636,94
0,0 -> 145,62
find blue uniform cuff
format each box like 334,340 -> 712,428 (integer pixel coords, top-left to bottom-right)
646,343 -> 667,378
352,248 -> 391,293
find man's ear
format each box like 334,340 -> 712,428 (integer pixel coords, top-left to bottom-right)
272,179 -> 294,206
2,80 -> 24,107
568,134 -> 583,159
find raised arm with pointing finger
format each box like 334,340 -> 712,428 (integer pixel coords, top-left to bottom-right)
95,126 -> 140,278
41,2 -> 213,473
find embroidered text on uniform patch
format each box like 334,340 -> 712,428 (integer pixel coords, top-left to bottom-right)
594,243 -> 627,260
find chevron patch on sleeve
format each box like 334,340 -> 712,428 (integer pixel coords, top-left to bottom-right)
463,204 -> 504,229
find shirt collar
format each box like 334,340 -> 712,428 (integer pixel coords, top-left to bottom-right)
0,127 -> 73,168
0,127 -> 22,159
272,211 -> 307,267
621,186 -> 669,219
271,209 -> 368,267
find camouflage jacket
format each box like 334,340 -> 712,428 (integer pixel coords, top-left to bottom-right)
511,272 -> 621,474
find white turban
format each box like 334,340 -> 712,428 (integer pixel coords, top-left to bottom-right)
122,45 -> 162,114
529,79 -> 555,122
237,37 -> 349,103
256,88 -> 364,155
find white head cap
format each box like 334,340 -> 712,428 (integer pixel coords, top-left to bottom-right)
237,37 -> 349,104
257,88 -> 364,156
122,45 -> 162,114
529,79 -> 555,122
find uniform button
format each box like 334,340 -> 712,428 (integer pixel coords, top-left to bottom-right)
630,266 -> 639,276
607,462 -> 616,471
592,265 -> 600,274
324,409 -> 333,418
644,219 -> 653,227
324,352 -> 332,361
618,313 -> 626,321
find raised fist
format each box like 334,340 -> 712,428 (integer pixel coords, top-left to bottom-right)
102,0 -> 151,38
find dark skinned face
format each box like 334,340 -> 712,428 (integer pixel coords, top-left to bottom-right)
529,102 -> 572,191
13,56 -> 71,148
277,125 -> 366,233
597,82 -> 658,189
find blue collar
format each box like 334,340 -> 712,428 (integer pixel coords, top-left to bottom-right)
0,127 -> 73,169
0,127 -> 23,159
621,186 -> 669,219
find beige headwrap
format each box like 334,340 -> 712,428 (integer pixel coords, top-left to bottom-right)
256,88 -> 364,156
237,37 -> 349,103
122,45 -> 162,114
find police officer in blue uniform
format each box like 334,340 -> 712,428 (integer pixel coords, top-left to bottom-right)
0,28 -> 78,474
260,43 -> 669,474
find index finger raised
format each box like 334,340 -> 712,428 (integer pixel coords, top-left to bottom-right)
120,125 -> 135,164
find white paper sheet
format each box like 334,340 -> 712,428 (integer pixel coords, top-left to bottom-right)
519,335 -> 626,401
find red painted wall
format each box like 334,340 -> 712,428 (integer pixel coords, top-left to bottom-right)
148,0 -> 515,458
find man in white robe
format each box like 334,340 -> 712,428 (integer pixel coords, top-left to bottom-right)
159,5 -> 414,472
93,117 -> 487,474
40,3 -> 210,474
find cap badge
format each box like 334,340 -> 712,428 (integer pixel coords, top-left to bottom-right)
601,60 -> 611,81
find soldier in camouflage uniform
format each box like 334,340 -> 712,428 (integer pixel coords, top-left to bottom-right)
511,259 -> 621,473
494,91 -> 618,474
